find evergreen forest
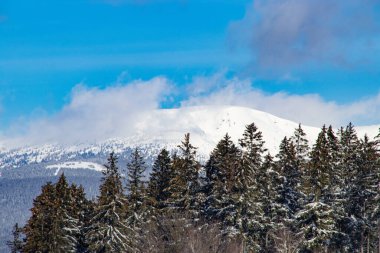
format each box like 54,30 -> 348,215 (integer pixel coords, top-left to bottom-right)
9,122 -> 380,253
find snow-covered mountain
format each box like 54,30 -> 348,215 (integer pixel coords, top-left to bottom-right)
0,105 -> 379,171
0,105 -> 379,252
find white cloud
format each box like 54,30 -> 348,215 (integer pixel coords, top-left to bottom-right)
182,72 -> 380,127
2,72 -> 380,148
5,77 -> 171,147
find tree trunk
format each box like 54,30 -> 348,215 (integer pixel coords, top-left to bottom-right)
378,220 -> 380,253
361,232 -> 364,253
367,235 -> 370,253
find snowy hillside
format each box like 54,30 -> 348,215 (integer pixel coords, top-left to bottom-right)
0,105 -> 379,252
46,162 -> 105,175
0,105 -> 379,170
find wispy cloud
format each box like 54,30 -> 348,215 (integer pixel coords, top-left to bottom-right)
183,72 -> 380,127
5,77 -> 171,147
3,72 -> 380,148
228,0 -> 380,75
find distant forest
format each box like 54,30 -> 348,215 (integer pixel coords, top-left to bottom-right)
8,122 -> 380,253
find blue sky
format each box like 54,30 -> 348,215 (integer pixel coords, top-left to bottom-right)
1,0 -> 380,141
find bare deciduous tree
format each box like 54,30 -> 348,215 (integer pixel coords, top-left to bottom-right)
270,228 -> 303,253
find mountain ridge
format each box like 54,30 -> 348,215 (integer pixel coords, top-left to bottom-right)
0,105 -> 379,170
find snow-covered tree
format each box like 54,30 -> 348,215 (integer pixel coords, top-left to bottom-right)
339,123 -> 364,250
205,134 -> 241,238
355,135 -> 380,252
166,133 -> 201,216
325,125 -> 348,251
86,152 -> 135,253
297,126 -> 337,252
257,153 -> 284,252
70,184 -> 93,253
290,123 -> 309,168
24,182 -> 56,252
126,148 -> 148,229
235,122 -> 266,251
50,174 -> 80,253
275,137 -> 302,229
148,148 -> 173,210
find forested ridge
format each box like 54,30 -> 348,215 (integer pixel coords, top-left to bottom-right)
8,122 -> 380,253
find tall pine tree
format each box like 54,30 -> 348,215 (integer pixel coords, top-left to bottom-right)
205,133 -> 241,238
86,152 -> 135,253
126,148 -> 148,228
339,123 -> 363,251
148,148 -> 173,210
166,133 -> 201,216
23,182 -> 56,253
297,126 -> 336,252
275,137 -> 302,229
235,122 -> 266,251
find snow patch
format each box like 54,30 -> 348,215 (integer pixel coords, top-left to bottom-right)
46,161 -> 105,175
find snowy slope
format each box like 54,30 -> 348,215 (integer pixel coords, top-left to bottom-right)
46,162 -> 105,175
0,105 -> 379,170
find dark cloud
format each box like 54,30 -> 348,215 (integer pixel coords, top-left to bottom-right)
229,0 -> 380,74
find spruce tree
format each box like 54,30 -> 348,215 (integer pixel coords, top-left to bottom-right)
166,133 -> 201,215
125,147 -> 150,252
339,123 -> 363,251
326,125 -> 349,251
297,126 -> 336,252
236,123 -> 266,251
126,148 -> 147,229
355,135 -> 380,252
148,148 -> 173,210
23,182 -> 56,253
257,153 -> 283,252
23,175 -> 83,253
70,184 -> 92,253
290,123 -> 310,168
51,174 -> 80,253
86,152 -> 135,253
372,129 -> 380,253
7,223 -> 24,253
205,134 -> 241,238
275,137 -> 302,228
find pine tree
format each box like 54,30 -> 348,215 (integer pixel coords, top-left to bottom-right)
205,133 -> 241,238
148,149 -> 173,210
290,123 -> 310,168
297,126 -> 336,252
51,174 -> 80,253
166,133 -> 201,215
326,125 -> 349,251
339,123 -> 364,251
355,135 -> 380,252
23,175 -> 83,253
257,153 -> 284,252
86,152 -> 135,253
275,137 -> 302,228
126,148 -> 147,229
70,184 -> 92,253
23,182 -> 56,253
235,122 -> 266,251
7,223 -> 24,253
372,129 -> 380,253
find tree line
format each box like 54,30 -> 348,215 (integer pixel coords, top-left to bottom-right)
7,122 -> 380,253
